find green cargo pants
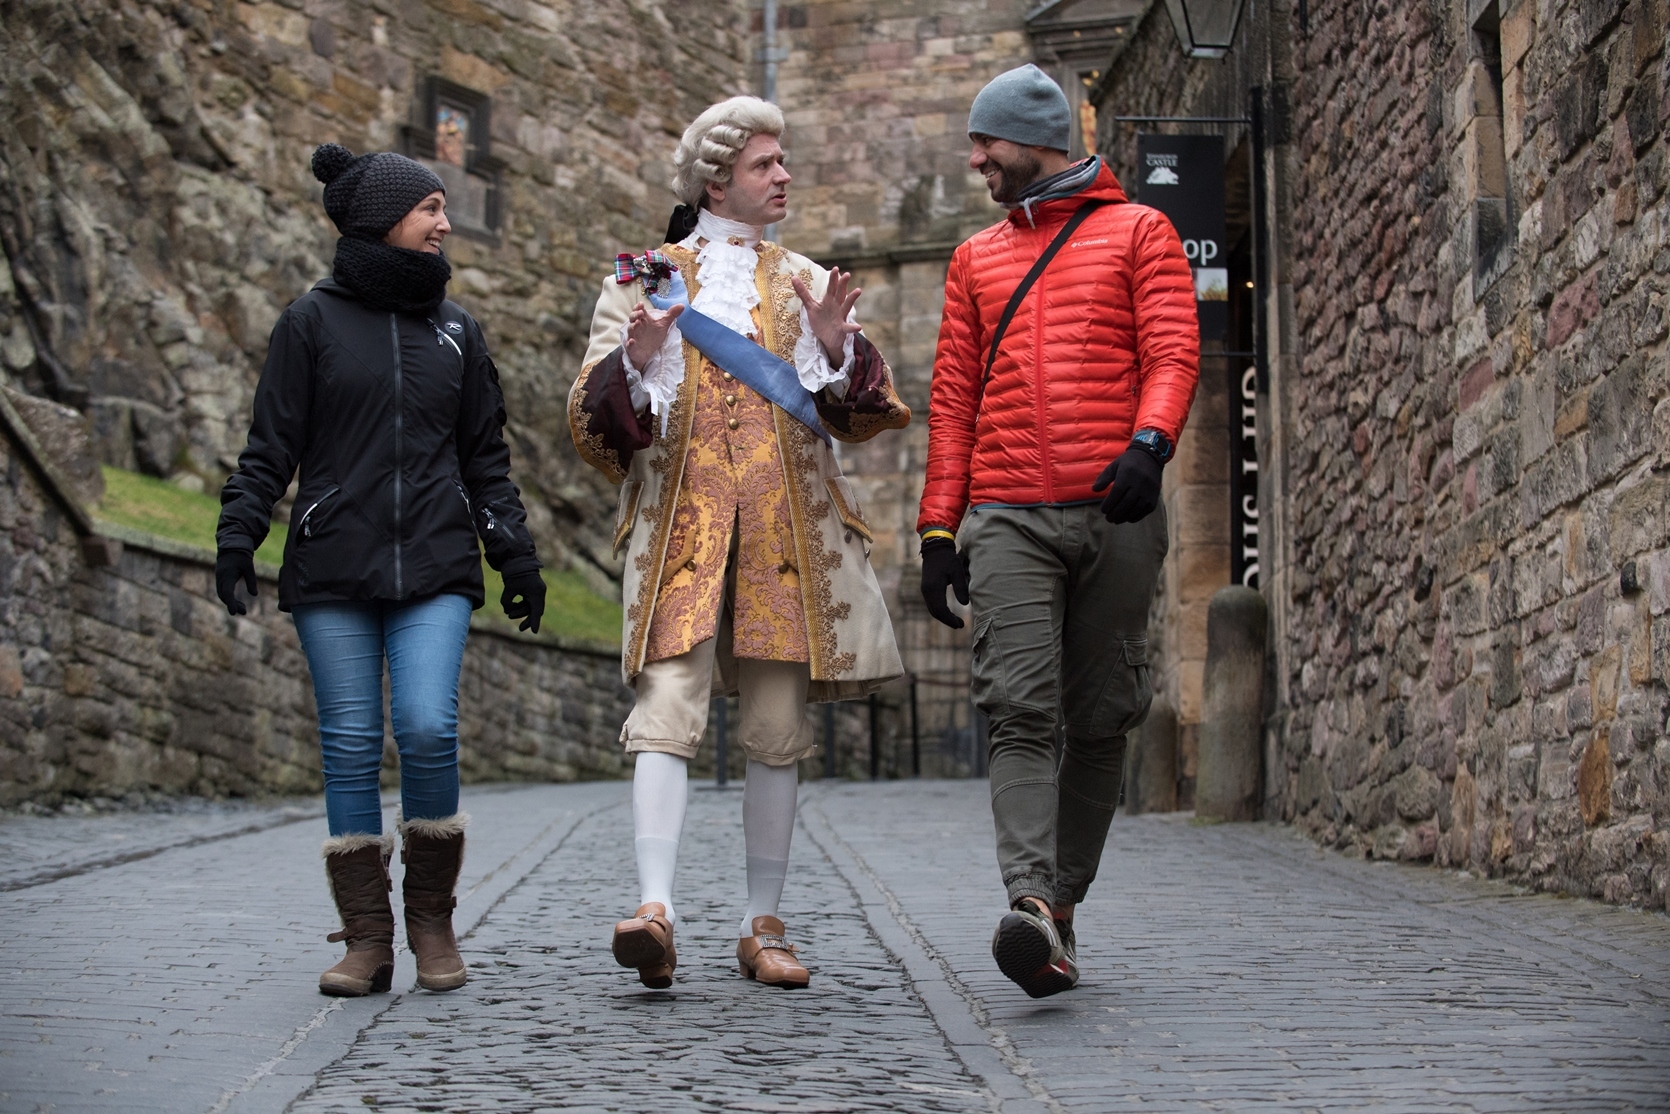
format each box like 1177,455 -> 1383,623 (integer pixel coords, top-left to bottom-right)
962,503 -> 1167,910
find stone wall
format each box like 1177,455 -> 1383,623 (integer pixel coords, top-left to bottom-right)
1097,0 -> 1670,908
0,0 -> 750,590
0,394 -> 632,806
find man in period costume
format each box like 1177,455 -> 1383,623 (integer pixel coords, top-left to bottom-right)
568,96 -> 909,990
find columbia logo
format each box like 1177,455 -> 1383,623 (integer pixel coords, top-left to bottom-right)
1070,238 -> 1109,248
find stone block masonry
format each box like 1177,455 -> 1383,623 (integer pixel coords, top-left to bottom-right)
1096,0 -> 1670,909
0,395 -> 633,806
0,0 -> 751,595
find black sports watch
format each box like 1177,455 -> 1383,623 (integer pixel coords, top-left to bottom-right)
1130,428 -> 1173,464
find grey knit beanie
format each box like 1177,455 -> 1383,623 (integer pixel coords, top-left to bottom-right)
967,64 -> 1071,152
311,144 -> 446,237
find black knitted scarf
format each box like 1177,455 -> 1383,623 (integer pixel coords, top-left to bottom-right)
331,235 -> 452,314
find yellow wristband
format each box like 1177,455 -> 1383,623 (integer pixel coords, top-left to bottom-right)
920,528 -> 956,544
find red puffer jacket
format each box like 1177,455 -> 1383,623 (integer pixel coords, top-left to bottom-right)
917,161 -> 1199,534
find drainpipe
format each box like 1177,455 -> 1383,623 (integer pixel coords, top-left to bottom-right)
762,0 -> 778,102
762,0 -> 779,241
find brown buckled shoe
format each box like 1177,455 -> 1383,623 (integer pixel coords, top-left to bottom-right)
736,915 -> 810,989
319,834 -> 396,997
399,813 -> 469,992
612,902 -> 677,989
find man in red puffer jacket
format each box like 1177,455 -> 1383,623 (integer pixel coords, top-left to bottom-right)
918,64 -> 1199,999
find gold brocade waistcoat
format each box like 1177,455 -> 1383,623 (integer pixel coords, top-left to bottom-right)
641,324 -> 808,665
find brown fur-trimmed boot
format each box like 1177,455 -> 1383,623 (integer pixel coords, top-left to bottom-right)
319,834 -> 396,997
399,813 -> 469,992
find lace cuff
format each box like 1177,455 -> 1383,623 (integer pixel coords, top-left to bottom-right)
794,302 -> 857,397
616,323 -> 652,413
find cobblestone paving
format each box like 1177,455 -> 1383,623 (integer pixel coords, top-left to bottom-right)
0,784 -> 619,1114
804,781 -> 1670,1114
3,780 -> 1668,1113
289,787 -> 988,1113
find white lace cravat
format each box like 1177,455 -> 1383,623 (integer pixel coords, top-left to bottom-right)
683,210 -> 763,339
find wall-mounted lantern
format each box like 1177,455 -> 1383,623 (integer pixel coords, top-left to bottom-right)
1164,0 -> 1247,58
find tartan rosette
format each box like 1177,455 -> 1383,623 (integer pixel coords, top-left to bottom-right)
613,250 -> 679,295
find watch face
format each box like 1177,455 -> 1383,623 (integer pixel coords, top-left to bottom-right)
1135,431 -> 1170,459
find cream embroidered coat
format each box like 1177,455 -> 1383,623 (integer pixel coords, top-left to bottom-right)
570,240 -> 910,699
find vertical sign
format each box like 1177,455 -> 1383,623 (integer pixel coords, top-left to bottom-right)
1137,133 -> 1257,588
1135,134 -> 1226,340
1231,363 -> 1258,588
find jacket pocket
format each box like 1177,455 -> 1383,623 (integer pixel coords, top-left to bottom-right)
296,486 -> 340,541
614,480 -> 643,556
824,476 -> 873,547
293,486 -> 383,594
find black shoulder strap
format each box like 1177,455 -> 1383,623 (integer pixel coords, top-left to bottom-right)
981,199 -> 1110,386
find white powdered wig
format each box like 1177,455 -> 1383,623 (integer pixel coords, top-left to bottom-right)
670,96 -> 786,208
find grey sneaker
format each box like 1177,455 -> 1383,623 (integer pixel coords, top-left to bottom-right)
991,901 -> 1076,999
1055,918 -> 1080,988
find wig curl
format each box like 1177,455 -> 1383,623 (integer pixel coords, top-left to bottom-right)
670,96 -> 785,208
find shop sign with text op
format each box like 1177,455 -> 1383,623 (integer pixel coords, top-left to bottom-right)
1135,134 -> 1226,341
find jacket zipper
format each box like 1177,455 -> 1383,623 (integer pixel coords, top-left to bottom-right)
389,315 -> 404,598
299,487 -> 339,538
1033,224 -> 1054,504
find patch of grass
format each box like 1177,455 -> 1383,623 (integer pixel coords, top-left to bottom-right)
479,563 -> 622,648
96,465 -> 288,566
93,465 -> 623,647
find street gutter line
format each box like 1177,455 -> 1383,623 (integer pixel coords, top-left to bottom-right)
801,793 -> 1064,1114
0,806 -> 325,892
204,1001 -> 346,1114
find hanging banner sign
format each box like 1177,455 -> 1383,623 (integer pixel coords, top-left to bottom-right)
1135,133 -> 1226,340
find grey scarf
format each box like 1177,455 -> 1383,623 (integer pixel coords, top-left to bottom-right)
1007,156 -> 1103,227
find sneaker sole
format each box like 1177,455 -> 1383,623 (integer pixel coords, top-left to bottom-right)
992,913 -> 1075,999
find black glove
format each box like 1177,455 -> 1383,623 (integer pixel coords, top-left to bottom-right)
501,570 -> 546,634
1091,444 -> 1164,524
919,537 -> 970,629
215,548 -> 257,615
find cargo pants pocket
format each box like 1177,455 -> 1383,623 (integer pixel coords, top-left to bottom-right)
1081,636 -> 1153,738
969,615 -> 1009,718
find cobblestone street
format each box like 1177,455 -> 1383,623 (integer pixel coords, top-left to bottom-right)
3,780 -> 1667,1113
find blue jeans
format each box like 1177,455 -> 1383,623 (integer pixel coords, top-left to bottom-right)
292,594 -> 473,837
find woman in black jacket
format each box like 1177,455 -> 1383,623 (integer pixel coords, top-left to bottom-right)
215,144 -> 544,997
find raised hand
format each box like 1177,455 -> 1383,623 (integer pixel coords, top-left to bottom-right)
791,267 -> 863,359
625,301 -> 684,368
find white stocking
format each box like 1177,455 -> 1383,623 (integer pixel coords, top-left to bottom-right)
740,759 -> 799,937
632,751 -> 689,924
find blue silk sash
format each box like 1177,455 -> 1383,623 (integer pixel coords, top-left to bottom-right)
647,272 -> 832,445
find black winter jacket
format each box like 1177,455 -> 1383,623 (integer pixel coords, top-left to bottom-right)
217,277 -> 540,611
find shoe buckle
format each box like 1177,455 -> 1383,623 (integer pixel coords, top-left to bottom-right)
756,933 -> 795,953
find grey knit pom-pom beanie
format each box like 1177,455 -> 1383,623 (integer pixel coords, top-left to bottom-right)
311,143 -> 446,237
